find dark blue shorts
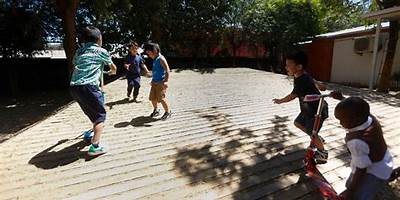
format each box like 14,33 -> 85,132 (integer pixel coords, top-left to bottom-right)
70,85 -> 106,124
295,105 -> 328,136
127,77 -> 141,88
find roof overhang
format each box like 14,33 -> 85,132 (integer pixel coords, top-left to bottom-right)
363,6 -> 400,20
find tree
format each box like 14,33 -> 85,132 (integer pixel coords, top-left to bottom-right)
155,0 -> 233,65
222,0 -> 257,66
0,2 -> 45,58
375,0 -> 400,93
54,0 -> 80,74
0,1 -> 46,96
317,0 -> 366,32
243,0 -> 321,72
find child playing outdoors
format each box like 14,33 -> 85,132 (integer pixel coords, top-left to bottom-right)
69,26 -> 117,156
335,97 -> 393,200
124,42 -> 151,102
144,42 -> 172,120
273,51 -> 329,164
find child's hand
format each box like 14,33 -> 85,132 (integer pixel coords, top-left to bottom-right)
317,84 -> 327,91
272,98 -> 282,104
163,82 -> 168,89
330,90 -> 344,100
145,72 -> 152,78
109,68 -> 117,75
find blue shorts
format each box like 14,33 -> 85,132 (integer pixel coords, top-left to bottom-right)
70,85 -> 106,124
295,105 -> 328,136
127,77 -> 141,88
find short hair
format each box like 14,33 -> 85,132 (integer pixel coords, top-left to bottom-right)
127,41 -> 139,49
335,96 -> 370,122
144,42 -> 160,53
79,26 -> 101,43
286,51 -> 308,68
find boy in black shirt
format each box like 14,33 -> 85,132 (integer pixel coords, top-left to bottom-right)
273,51 -> 328,164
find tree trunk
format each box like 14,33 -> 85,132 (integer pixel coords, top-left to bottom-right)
55,0 -> 80,75
149,2 -> 163,42
377,20 -> 399,93
192,37 -> 201,67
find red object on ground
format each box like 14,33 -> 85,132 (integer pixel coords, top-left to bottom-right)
304,148 -> 344,200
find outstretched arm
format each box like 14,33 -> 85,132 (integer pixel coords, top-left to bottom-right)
141,63 -> 150,74
273,93 -> 297,104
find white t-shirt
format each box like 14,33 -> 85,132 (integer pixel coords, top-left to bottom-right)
346,116 -> 393,180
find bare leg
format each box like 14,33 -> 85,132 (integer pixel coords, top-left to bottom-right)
127,83 -> 133,98
160,99 -> 170,113
151,100 -> 158,110
133,85 -> 140,100
91,122 -> 103,144
294,121 -> 308,133
294,122 -> 324,150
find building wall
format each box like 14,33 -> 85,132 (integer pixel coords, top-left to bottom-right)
330,33 -> 389,86
304,39 -> 334,81
392,35 -> 400,75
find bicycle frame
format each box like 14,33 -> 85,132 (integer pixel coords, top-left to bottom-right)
303,93 -> 343,200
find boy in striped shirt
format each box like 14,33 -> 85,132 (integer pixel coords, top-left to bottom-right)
70,26 -> 117,156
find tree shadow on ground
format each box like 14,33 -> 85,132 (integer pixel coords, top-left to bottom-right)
174,107 -> 326,199
114,116 -> 159,128
28,137 -> 98,169
328,83 -> 400,108
174,67 -> 216,74
0,90 -> 73,144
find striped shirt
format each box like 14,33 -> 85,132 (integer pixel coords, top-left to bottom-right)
70,42 -> 113,86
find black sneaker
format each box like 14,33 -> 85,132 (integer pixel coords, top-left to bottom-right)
132,97 -> 140,103
319,135 -> 326,144
150,110 -> 160,117
161,111 -> 172,120
314,148 -> 328,165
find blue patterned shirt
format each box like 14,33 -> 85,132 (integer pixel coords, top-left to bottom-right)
70,43 -> 113,86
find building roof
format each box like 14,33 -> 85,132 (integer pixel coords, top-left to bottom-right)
315,22 -> 390,39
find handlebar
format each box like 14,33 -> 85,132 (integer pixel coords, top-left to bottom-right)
304,91 -> 344,102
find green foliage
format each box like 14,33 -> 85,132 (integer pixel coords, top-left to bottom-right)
316,0 -> 366,32
82,0 -> 234,57
241,0 -> 322,70
0,0 -> 374,64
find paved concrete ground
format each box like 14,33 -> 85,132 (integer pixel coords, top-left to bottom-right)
1,68 -> 400,200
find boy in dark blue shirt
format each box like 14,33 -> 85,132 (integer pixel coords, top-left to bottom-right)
273,51 -> 328,164
124,42 -> 150,102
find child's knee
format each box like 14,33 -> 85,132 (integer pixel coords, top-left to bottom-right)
294,121 -> 304,129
